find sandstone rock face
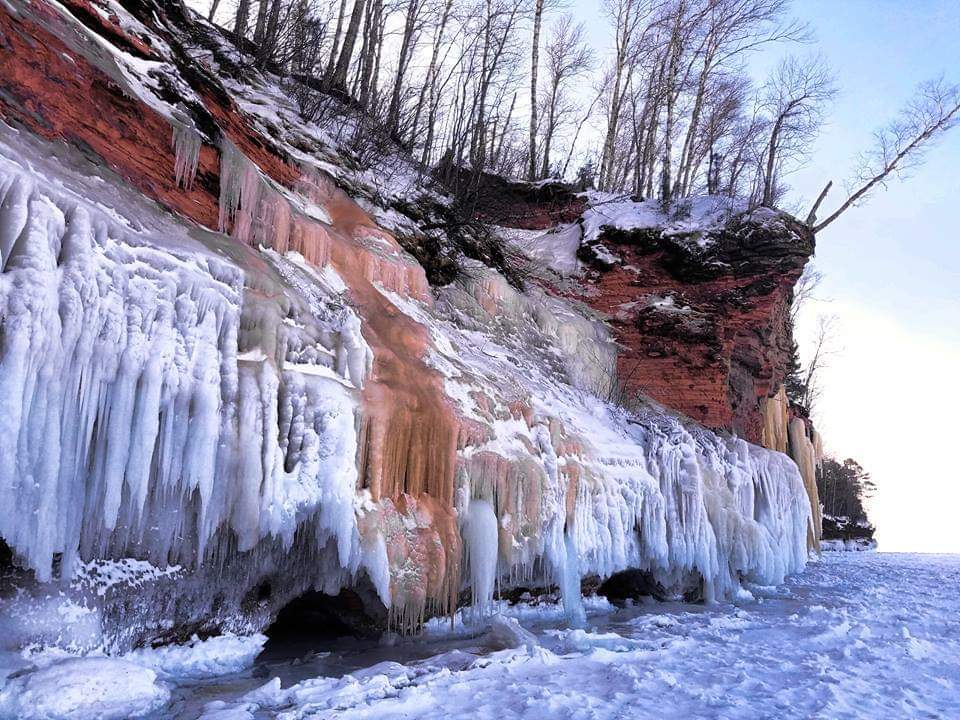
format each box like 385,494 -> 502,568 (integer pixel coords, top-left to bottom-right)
574,210 -> 814,444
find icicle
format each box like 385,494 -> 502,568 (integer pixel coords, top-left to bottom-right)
560,529 -> 586,627
0,150 -> 365,587
216,137 -> 296,253
171,123 -> 201,189
460,498 -> 499,622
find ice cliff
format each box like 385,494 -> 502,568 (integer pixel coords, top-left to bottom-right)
0,0 -> 813,652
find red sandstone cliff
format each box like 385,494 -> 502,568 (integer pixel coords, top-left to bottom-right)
478,184 -> 814,445
576,209 -> 814,443
0,0 -> 821,646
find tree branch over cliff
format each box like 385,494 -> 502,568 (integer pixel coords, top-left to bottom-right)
808,78 -> 960,233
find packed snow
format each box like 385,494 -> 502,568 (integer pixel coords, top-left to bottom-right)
580,193 -> 747,245
3,553 -> 957,719
0,658 -> 169,720
166,553 -> 960,719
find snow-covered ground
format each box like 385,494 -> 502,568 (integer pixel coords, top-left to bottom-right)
3,553 -> 958,719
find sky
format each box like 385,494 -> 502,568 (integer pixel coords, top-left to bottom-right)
783,0 -> 960,553
570,0 -> 960,552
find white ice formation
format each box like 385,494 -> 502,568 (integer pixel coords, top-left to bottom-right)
387,264 -> 811,613
0,127 -> 369,606
0,56 -> 811,649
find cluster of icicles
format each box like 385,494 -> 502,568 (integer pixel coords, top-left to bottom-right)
424,266 -> 812,619
0,152 -> 368,586
0,127 -> 811,643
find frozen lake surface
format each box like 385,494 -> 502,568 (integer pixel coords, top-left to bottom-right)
3,552 -> 960,719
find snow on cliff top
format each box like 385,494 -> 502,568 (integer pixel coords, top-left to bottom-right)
502,193 -> 749,277
580,192 -> 748,244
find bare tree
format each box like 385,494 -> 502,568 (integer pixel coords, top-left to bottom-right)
234,0 -> 252,36
324,0 -> 351,80
330,0 -> 368,90
560,80 -> 604,179
528,0 -> 545,180
673,0 -> 809,198
538,15 -> 594,178
800,313 -> 838,414
387,0 -> 426,134
809,78 -> 960,231
202,0 -> 842,210
658,0 -> 697,206
598,0 -> 652,191
760,54 -> 836,207
409,0 -> 454,149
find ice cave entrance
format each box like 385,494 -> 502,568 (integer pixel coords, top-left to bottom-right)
260,586 -> 388,659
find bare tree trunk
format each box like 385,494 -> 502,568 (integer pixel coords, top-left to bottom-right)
254,0 -> 269,44
660,1 -> 686,207
495,92 -> 518,169
528,0 -> 544,180
255,0 -> 283,68
642,58 -> 665,198
370,2 -> 385,109
325,0 -> 350,80
805,180 -> 832,225
599,0 -> 640,191
357,0 -> 384,110
762,112 -> 785,206
233,0 -> 251,37
469,0 -> 494,171
599,65 -> 626,190
331,0 -> 368,90
410,0 -> 453,148
661,88 -> 675,204
561,86 -> 602,178
354,0 -> 372,100
676,51 -> 714,196
540,84 -> 558,178
388,0 -> 421,134
208,0 -> 221,22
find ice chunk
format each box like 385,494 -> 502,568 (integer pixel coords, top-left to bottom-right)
127,633 -> 266,679
483,615 -> 538,652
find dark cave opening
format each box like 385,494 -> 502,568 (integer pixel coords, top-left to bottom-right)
598,568 -> 669,605
0,538 -> 15,580
260,581 -> 389,660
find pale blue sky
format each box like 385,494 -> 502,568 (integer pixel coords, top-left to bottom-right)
568,0 -> 960,551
